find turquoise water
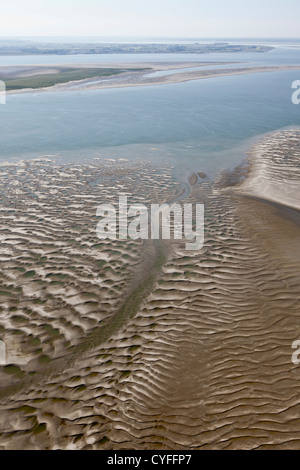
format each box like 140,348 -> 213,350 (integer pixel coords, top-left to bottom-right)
0,48 -> 300,177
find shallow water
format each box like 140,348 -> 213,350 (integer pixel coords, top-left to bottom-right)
0,47 -> 300,177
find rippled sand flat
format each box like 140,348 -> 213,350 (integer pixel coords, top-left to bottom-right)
0,130 -> 300,449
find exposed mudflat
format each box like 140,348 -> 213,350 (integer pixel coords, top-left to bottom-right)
0,131 -> 300,449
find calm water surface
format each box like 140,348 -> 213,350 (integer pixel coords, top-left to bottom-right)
0,47 -> 299,178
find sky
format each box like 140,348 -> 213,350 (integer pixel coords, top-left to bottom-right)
0,0 -> 300,39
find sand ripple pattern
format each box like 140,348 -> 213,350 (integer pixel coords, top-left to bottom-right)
0,132 -> 300,449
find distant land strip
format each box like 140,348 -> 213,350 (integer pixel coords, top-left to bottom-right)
0,42 -> 273,55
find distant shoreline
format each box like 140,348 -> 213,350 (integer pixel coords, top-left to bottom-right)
0,42 -> 273,56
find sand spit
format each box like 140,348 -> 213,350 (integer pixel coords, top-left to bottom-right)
3,62 -> 228,94
6,64 -> 300,95
0,131 -> 300,449
0,62 -> 225,77
227,129 -> 300,212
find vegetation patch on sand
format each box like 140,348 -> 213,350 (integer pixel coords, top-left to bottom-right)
4,67 -> 146,90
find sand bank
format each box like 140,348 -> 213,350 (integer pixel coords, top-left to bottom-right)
229,129 -> 300,211
6,63 -> 300,94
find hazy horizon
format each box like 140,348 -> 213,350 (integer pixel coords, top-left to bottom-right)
1,0 -> 300,38
0,35 -> 300,43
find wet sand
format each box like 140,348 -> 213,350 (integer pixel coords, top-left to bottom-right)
229,130 -> 300,211
0,130 -> 300,449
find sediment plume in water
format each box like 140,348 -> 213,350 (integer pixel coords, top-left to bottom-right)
0,130 -> 300,450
